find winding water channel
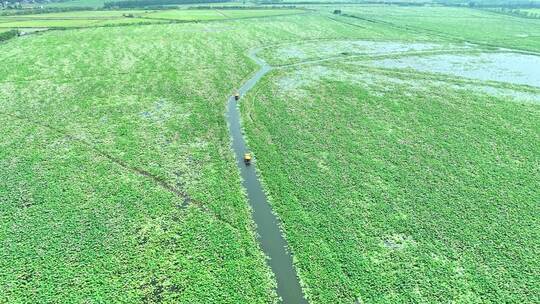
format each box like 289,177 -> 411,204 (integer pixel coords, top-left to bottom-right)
226,50 -> 308,303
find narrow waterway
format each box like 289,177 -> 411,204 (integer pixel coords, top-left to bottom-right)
226,49 -> 308,304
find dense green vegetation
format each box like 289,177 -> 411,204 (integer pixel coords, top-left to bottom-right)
0,8 -> 304,28
104,0 -> 230,9
1,3 -> 539,303
0,28 -> 17,40
45,0 -> 110,8
511,7 -> 540,18
242,49 -> 539,303
0,10 -> 160,29
0,13 -> 364,302
0,21 -> 278,303
340,6 -> 540,52
0,17 -> 158,27
143,8 -> 305,20
240,5 -> 539,303
436,0 -> 540,6
4,10 -> 150,18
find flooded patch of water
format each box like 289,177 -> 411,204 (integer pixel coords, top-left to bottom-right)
268,40 -> 469,64
371,52 -> 540,88
278,62 -> 540,104
456,84 -> 540,104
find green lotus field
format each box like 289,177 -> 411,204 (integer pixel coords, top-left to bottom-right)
0,2 -> 538,303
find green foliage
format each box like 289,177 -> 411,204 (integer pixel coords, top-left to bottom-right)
143,8 -> 305,20
493,7 -> 540,19
0,8 -> 306,28
0,20 -> 274,304
0,29 -> 17,41
1,5 -> 539,303
104,0 -> 230,9
0,14 -> 372,302
341,6 -> 540,52
44,0 -> 110,8
241,57 -> 540,303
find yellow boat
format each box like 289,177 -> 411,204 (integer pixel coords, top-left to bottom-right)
244,153 -> 252,165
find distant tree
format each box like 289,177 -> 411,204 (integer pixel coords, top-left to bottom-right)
0,29 -> 18,42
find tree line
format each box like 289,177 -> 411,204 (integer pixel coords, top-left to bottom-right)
104,0 -> 230,9
435,0 -> 540,8
490,7 -> 540,18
